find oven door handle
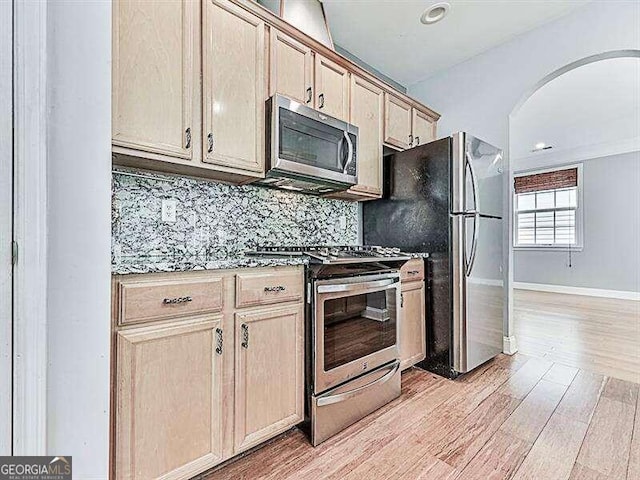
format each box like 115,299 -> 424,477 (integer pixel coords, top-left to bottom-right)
316,278 -> 399,294
316,361 -> 400,407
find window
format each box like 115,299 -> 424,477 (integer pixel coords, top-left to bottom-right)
514,166 -> 582,248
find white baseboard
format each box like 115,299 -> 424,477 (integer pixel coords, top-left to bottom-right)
514,282 -> 640,301
503,336 -> 518,355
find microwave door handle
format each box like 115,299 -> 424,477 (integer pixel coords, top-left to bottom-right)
342,131 -> 354,173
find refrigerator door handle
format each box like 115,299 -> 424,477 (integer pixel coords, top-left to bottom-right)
465,152 -> 480,214
466,211 -> 480,277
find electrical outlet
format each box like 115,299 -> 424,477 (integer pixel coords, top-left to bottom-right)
161,199 -> 177,223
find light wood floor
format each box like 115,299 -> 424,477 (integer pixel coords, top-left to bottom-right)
201,354 -> 639,480
514,289 -> 640,383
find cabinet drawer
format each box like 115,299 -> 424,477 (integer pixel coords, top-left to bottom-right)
118,277 -> 224,326
401,258 -> 425,283
235,269 -> 303,308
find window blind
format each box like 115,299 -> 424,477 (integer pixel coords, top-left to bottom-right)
514,167 -> 578,194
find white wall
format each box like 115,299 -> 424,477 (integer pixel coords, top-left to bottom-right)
408,0 -> 640,338
408,1 -> 640,148
0,0 -> 12,455
47,1 -> 111,478
514,151 -> 640,293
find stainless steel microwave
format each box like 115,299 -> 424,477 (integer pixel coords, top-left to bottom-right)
256,94 -> 358,195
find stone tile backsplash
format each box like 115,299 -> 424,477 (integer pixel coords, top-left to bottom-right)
111,169 -> 359,263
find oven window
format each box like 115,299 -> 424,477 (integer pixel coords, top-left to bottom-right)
279,108 -> 345,173
323,290 -> 397,371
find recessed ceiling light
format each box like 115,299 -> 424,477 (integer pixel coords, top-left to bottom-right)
420,2 -> 451,25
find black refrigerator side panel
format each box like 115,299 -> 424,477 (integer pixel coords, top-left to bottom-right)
363,138 -> 452,252
419,251 -> 455,378
362,138 -> 454,378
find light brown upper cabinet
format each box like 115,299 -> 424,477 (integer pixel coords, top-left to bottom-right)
314,54 -> 350,121
115,316 -> 225,480
270,29 -> 313,105
384,93 -> 413,150
345,75 -> 384,198
384,93 -> 439,151
412,108 -> 437,147
203,0 -> 266,176
112,0 -> 197,160
234,304 -> 304,453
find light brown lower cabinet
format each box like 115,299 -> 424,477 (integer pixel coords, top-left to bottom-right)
115,316 -> 225,480
399,280 -> 426,371
234,304 -> 304,453
112,266 -> 305,480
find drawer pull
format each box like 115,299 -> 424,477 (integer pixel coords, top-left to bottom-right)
241,324 -> 249,349
264,285 -> 286,293
162,296 -> 193,305
215,328 -> 223,355
408,270 -> 420,275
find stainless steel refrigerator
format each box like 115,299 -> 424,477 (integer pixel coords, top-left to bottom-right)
363,132 -> 505,378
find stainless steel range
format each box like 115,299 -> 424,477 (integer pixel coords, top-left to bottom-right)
251,246 -> 411,445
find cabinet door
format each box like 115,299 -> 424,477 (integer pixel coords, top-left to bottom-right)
113,0 -> 195,159
412,108 -> 437,146
384,93 -> 412,150
203,0 -> 265,174
115,317 -> 225,480
314,54 -> 350,121
399,283 -> 426,370
234,305 -> 304,453
270,29 -> 313,105
349,75 -> 384,197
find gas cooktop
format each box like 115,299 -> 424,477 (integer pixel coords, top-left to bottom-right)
248,245 -> 412,265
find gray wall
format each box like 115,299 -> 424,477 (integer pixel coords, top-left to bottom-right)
408,0 -> 640,336
514,151 -> 640,292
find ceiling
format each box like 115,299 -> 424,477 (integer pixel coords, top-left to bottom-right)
511,57 -> 640,163
322,0 -> 590,86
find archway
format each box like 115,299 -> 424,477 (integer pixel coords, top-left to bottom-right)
507,50 -> 640,382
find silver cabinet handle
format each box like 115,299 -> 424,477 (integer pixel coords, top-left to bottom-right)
215,328 -> 223,355
185,127 -> 191,149
306,87 -> 312,104
318,93 -> 325,109
407,270 -> 420,275
408,134 -> 413,147
264,285 -> 286,292
207,133 -> 214,153
400,293 -> 404,308
241,324 -> 249,348
316,361 -> 400,407
162,296 -> 192,305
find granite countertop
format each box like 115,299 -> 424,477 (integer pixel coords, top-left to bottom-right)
111,249 -> 429,275
111,254 -> 308,275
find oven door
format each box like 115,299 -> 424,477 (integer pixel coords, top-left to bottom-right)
271,95 -> 358,186
313,273 -> 400,394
